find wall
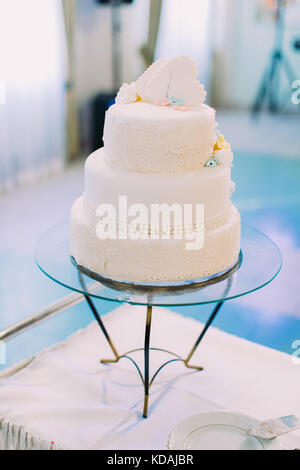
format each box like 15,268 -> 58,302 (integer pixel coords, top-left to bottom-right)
74,0 -> 300,111
155,0 -> 214,90
212,0 -> 300,109
75,0 -> 149,107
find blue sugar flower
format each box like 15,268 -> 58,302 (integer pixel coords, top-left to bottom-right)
169,96 -> 177,105
168,96 -> 184,106
205,157 -> 217,168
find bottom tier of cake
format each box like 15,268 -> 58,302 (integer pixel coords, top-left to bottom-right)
70,196 -> 241,283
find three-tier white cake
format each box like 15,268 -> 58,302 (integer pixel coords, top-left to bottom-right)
70,57 -> 240,282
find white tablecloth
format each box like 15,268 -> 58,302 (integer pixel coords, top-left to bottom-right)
0,305 -> 299,450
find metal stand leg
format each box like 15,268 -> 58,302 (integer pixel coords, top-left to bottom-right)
143,306 -> 152,418
184,301 -> 224,369
185,276 -> 233,368
83,294 -> 120,363
78,271 -> 120,363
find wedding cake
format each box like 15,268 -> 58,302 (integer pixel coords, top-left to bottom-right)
70,57 -> 240,282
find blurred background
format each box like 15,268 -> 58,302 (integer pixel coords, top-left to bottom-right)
0,0 -> 299,368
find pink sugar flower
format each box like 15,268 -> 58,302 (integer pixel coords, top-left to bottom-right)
173,105 -> 191,112
154,99 -> 170,107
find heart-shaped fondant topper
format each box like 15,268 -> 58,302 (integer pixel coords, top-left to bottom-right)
135,58 -> 169,103
136,56 -> 207,108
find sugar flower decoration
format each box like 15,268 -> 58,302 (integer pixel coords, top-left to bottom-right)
230,181 -> 236,196
155,99 -> 170,107
213,135 -> 233,167
205,157 -> 218,168
214,149 -> 233,167
205,136 -> 233,168
154,96 -> 191,111
115,57 -> 207,111
214,135 -> 231,152
173,105 -> 191,112
115,82 -> 138,105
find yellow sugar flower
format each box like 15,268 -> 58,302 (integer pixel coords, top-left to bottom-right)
214,135 -> 231,152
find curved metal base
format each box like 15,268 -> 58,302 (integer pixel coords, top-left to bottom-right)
100,348 -> 204,374
100,347 -> 204,419
81,296 -> 227,418
77,266 -> 233,418
101,349 -> 204,381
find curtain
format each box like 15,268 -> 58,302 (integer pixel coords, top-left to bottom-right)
155,0 -> 213,89
0,0 -> 66,192
62,0 -> 79,162
141,0 -> 163,68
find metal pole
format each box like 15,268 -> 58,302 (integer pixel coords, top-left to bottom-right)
112,0 -> 122,91
184,301 -> 224,366
0,292 -> 83,342
185,276 -> 233,367
84,293 -> 120,361
143,305 -> 152,418
0,283 -> 100,343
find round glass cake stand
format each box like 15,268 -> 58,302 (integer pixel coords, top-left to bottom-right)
35,221 -> 282,418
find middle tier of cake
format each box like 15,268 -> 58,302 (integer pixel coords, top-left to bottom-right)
84,148 -> 233,224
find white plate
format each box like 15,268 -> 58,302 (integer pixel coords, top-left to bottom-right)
168,412 -> 283,451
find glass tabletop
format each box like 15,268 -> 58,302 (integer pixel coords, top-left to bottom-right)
35,221 -> 282,307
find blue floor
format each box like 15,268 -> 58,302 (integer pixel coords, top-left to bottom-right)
1,151 -> 300,369
174,152 -> 300,355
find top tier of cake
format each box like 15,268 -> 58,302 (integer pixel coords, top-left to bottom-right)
102,56 -> 221,174
103,101 -> 216,173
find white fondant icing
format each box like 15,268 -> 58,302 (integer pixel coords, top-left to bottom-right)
136,58 -> 169,103
70,196 -> 240,282
136,56 -> 206,107
84,149 -> 232,222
